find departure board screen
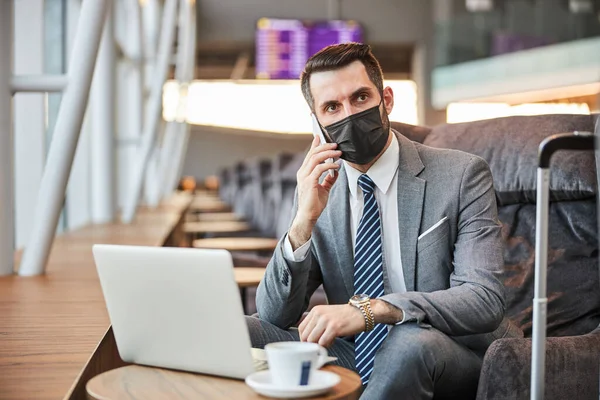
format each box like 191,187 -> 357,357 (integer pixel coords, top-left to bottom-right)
256,18 -> 362,79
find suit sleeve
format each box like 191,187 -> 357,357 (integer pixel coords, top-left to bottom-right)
255,192 -> 324,329
379,156 -> 506,335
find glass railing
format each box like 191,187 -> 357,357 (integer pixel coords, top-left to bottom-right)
435,2 -> 600,67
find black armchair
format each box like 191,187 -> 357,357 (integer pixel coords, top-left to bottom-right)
422,114 -> 600,400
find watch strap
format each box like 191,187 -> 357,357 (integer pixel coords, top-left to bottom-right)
349,299 -> 375,332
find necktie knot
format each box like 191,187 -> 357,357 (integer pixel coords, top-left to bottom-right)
358,174 -> 376,195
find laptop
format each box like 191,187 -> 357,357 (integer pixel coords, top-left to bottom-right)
92,244 -> 259,379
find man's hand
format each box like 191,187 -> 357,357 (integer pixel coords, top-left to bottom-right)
288,136 -> 341,250
298,300 -> 404,347
298,304 -> 365,347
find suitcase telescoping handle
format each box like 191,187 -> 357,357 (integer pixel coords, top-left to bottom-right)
531,131 -> 595,400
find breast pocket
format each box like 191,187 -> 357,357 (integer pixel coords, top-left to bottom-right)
417,217 -> 449,253
416,217 -> 451,291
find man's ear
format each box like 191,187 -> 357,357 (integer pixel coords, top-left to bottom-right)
382,86 -> 394,115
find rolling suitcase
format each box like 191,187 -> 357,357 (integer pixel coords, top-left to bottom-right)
531,130 -> 596,400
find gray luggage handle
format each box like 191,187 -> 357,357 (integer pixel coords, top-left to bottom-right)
531,131 -> 595,400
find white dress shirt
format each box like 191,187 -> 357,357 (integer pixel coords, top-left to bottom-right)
283,133 -> 407,295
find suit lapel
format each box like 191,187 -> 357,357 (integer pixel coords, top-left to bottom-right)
328,166 -> 355,298
395,132 -> 425,292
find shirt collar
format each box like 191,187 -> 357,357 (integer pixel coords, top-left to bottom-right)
345,132 -> 399,198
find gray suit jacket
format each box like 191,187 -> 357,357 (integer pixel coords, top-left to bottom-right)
257,131 -> 516,351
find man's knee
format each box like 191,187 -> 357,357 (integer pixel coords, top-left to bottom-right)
244,315 -> 299,348
245,315 -> 270,348
244,314 -> 260,330
365,324 -> 481,399
245,315 -> 262,335
378,324 -> 444,372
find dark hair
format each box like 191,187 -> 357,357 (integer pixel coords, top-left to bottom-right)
300,43 -> 384,112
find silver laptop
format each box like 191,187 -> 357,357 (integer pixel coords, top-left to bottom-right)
92,244 -> 257,379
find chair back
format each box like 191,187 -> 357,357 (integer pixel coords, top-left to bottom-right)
424,114 -> 600,337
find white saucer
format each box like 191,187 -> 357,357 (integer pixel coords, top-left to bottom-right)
245,370 -> 341,398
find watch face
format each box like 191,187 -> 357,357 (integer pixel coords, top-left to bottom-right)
351,294 -> 370,303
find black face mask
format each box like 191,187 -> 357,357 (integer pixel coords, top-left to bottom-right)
321,102 -> 389,165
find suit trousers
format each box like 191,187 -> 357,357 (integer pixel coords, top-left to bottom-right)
245,316 -> 484,399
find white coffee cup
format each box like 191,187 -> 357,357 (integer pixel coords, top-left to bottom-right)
264,342 -> 328,387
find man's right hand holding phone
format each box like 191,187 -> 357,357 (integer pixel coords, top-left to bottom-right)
288,136 -> 341,251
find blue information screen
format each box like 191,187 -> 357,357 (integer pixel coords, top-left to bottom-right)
256,18 -> 363,79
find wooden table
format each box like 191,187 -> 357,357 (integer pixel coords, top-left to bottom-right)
193,190 -> 219,198
0,193 -> 192,400
189,199 -> 231,213
233,267 -> 266,288
86,365 -> 361,400
184,221 -> 251,235
234,267 -> 266,314
195,212 -> 244,222
193,237 -> 279,253
190,203 -> 232,213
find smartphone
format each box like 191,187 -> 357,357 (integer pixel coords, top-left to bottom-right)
311,113 -> 335,177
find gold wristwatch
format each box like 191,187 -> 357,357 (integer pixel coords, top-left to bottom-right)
348,294 -> 375,332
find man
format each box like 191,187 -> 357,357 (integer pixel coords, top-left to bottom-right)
246,43 -> 511,399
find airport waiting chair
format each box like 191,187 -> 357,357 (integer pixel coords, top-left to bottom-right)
218,168 -> 235,205
254,153 -> 297,238
232,161 -> 254,218
274,152 -> 305,239
250,159 -> 273,234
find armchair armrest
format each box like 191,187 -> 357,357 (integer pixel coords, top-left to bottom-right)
476,326 -> 600,400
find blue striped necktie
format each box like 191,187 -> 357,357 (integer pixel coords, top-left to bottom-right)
354,174 -> 387,385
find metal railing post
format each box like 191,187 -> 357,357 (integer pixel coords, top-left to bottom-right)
121,0 -> 178,223
143,0 -> 161,88
166,121 -> 192,194
156,118 -> 180,202
168,0 -> 197,194
129,0 -> 146,170
151,0 -> 192,206
18,0 -> 110,276
13,0 -> 47,254
91,1 -> 116,224
0,0 -> 15,276
140,0 -> 161,207
10,75 -> 68,93
163,0 -> 197,196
